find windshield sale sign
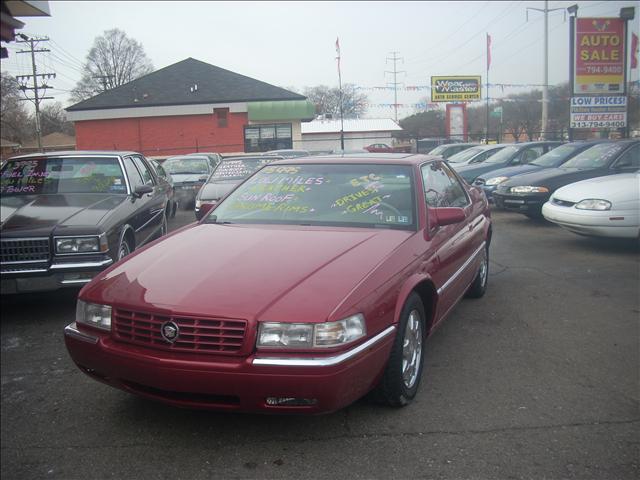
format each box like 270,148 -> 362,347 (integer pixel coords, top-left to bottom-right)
574,17 -> 625,94
431,76 -> 482,102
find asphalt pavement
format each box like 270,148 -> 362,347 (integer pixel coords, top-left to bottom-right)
1,208 -> 638,480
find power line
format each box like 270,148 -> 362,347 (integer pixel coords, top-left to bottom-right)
385,52 -> 405,122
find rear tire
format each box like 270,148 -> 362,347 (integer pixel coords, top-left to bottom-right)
372,293 -> 426,407
466,245 -> 489,298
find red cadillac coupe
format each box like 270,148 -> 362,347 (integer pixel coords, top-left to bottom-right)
64,154 -> 491,414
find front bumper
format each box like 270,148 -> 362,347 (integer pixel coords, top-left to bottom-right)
64,322 -> 396,414
493,191 -> 550,215
1,258 -> 113,294
542,202 -> 640,238
174,184 -> 204,208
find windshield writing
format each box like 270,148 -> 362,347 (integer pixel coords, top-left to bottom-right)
561,143 -> 624,169
210,158 -> 273,181
163,157 -> 209,174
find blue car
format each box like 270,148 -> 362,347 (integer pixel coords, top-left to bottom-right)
473,140 -> 607,201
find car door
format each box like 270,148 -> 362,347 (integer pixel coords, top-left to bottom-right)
421,161 -> 477,320
132,155 -> 167,242
122,156 -> 161,247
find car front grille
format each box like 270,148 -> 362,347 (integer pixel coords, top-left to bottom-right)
551,198 -> 576,207
113,308 -> 247,355
1,238 -> 51,265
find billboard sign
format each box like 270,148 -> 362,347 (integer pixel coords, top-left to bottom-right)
570,96 -> 627,129
574,17 -> 625,94
431,76 -> 481,102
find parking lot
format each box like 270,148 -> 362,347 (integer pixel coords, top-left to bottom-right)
1,208 -> 638,480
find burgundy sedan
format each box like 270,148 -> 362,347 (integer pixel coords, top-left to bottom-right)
64,154 -> 491,414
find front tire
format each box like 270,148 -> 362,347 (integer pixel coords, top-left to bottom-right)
117,236 -> 132,261
373,293 -> 426,407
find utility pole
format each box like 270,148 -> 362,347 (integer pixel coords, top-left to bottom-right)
527,1 -> 565,139
385,52 -> 405,123
15,34 -> 55,152
93,74 -> 115,92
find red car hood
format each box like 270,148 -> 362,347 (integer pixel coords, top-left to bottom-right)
83,224 -> 413,322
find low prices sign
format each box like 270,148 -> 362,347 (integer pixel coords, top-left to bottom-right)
574,17 -> 625,94
570,96 -> 627,129
431,76 -> 481,102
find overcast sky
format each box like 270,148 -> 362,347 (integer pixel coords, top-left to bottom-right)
2,0 -> 638,119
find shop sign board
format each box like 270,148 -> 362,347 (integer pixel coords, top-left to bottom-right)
573,17 -> 626,94
570,96 -> 627,128
431,76 -> 482,102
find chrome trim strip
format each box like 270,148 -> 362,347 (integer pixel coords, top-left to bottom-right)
64,322 -> 99,344
437,241 -> 486,295
50,259 -> 113,270
135,209 -> 164,233
1,259 -> 49,265
0,268 -> 48,275
60,278 -> 94,285
252,325 -> 396,367
0,236 -> 49,242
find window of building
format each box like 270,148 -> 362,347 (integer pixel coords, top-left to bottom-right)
244,123 -> 293,152
214,108 -> 228,128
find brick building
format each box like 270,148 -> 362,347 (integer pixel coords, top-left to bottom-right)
66,58 -> 315,156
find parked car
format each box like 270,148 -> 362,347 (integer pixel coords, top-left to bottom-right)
415,137 -> 461,153
149,159 -> 178,218
331,149 -> 369,155
162,155 -> 215,209
473,140 -> 606,201
493,140 -> 640,217
364,143 -> 411,153
542,173 -> 640,239
263,149 -> 309,158
428,143 -> 478,160
64,154 -> 491,414
187,152 -> 223,169
447,144 -> 506,167
194,155 -> 280,219
0,151 -> 169,294
454,141 -> 563,183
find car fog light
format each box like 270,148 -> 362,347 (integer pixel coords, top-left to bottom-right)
266,397 -> 318,406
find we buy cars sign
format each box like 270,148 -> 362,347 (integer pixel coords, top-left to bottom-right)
574,17 -> 625,94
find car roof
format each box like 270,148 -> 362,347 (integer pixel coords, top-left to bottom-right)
269,153 -> 438,166
223,155 -> 284,161
7,150 -> 138,160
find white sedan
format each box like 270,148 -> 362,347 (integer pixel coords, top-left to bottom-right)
542,173 -> 640,239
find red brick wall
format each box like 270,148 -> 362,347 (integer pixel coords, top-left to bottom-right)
74,112 -> 248,156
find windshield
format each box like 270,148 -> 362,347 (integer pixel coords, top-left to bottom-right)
447,147 -> 484,163
163,157 -> 210,175
484,145 -> 519,164
530,143 -> 583,167
429,145 -> 449,155
560,143 -> 625,169
208,163 -> 416,230
209,157 -> 274,182
0,157 -> 127,195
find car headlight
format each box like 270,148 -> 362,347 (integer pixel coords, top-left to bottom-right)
575,199 -> 611,210
509,186 -> 550,194
55,235 -> 108,254
485,176 -> 509,186
76,300 -> 111,331
257,314 -> 366,349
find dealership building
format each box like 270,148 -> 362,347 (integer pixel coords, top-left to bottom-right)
66,58 -> 316,156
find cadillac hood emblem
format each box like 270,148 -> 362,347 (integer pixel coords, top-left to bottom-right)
161,321 -> 180,343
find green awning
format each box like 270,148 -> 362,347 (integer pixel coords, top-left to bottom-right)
248,100 -> 316,122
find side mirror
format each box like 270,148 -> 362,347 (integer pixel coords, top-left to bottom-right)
133,184 -> 153,198
434,207 -> 466,226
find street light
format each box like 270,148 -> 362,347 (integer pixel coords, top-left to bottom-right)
566,4 -> 578,16
619,7 -> 635,20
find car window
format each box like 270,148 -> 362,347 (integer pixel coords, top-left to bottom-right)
530,143 -> 586,167
429,145 -> 447,155
210,163 -> 416,230
447,147 -> 483,163
561,143 -> 626,169
0,156 -> 127,195
519,147 -> 544,164
210,157 -> 274,182
123,156 -> 145,189
131,156 -> 155,185
611,144 -> 640,170
152,161 -> 168,180
484,145 -> 519,163
421,161 -> 469,208
163,156 -> 210,175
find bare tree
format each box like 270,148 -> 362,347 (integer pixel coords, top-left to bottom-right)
1,72 -> 34,143
70,29 -> 154,103
303,84 -> 368,118
38,102 -> 75,136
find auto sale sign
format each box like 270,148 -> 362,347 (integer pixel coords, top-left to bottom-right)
574,17 -> 625,94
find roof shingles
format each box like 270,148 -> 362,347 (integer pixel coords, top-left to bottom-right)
67,58 -> 305,112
